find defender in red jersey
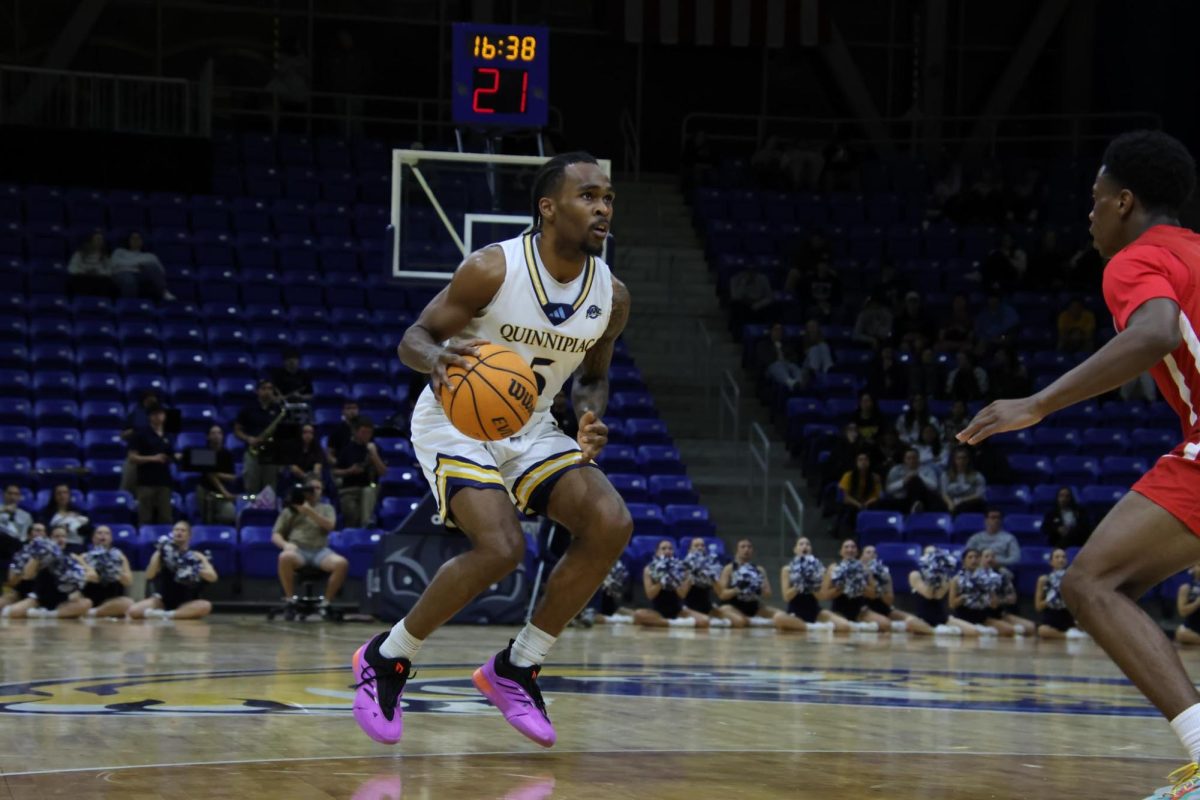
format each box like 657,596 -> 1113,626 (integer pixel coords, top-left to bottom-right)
959,130 -> 1200,799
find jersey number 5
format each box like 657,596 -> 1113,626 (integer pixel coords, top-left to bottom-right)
529,357 -> 554,397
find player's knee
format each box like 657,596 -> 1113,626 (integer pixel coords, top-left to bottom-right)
481,525 -> 525,571
590,497 -> 633,551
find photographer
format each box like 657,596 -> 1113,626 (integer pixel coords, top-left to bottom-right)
272,474 -> 345,615
195,424 -> 238,525
334,417 -> 387,528
127,520 -> 217,620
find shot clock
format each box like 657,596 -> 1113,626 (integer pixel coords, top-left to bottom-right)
451,22 -> 549,127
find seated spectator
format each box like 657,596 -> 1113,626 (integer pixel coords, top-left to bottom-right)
948,547 -> 1013,636
549,391 -> 579,440
196,424 -> 237,526
894,291 -> 933,353
1057,298 -> 1097,353
819,539 -> 886,631
1,525 -> 95,618
235,380 -> 286,495
66,229 -> 115,297
935,294 -> 975,353
822,421 -> 865,489
852,295 -> 893,350
128,404 -> 176,525
288,423 -> 329,486
980,547 -> 1034,635
590,559 -> 635,625
861,545 -> 933,634
1,522 -> 45,609
127,521 -> 217,620
946,352 -> 988,401
849,391 -> 886,442
774,536 -> 850,633
799,320 -> 834,376
940,400 -> 971,445
836,453 -> 882,535
120,390 -> 161,493
974,292 -> 1020,344
0,484 -> 33,565
884,447 -> 941,513
728,266 -> 774,330
325,398 -> 360,465
914,422 -> 947,470
39,483 -> 92,551
803,259 -> 843,321
271,348 -> 314,404
1041,487 -> 1093,549
632,539 -> 711,629
335,418 -> 388,527
896,393 -> 939,444
908,546 -> 978,636
1177,563 -> 1200,646
874,428 -> 902,475
1039,548 -> 1088,640
987,345 -> 1031,400
681,537 -> 741,627
867,346 -> 906,400
110,231 -> 172,300
982,232 -> 1029,290
964,509 -> 1020,566
905,347 -> 944,399
940,447 -> 987,515
755,323 -> 798,373
82,525 -> 134,618
1029,229 -> 1069,279
272,474 -> 344,615
715,539 -> 781,626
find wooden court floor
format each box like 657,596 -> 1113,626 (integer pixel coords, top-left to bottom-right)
0,616 -> 1195,799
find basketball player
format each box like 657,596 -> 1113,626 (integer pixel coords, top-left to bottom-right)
957,130 -> 1200,798
351,152 -> 633,749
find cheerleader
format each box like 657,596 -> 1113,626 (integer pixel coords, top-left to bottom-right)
633,540 -> 710,628
127,520 -> 217,620
1038,548 -> 1088,640
774,536 -> 852,633
716,539 -> 782,626
592,558 -> 636,624
908,545 -> 979,636
820,539 -> 889,631
2,525 -> 95,618
860,545 -> 933,634
980,548 -> 1036,636
682,537 -> 741,627
82,525 -> 133,618
2,522 -> 46,609
948,548 -> 1015,636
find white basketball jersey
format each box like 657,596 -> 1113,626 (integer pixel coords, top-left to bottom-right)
459,232 -> 613,414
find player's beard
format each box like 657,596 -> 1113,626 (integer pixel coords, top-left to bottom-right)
581,237 -> 603,257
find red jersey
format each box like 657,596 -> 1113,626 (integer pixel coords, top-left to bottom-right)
1102,224 -> 1200,455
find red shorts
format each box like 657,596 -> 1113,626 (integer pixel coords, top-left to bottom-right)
1132,452 -> 1200,536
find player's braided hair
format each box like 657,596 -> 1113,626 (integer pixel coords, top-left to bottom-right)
529,151 -> 599,231
1102,130 -> 1196,215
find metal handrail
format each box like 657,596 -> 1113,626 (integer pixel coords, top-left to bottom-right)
717,369 -> 740,441
748,422 -> 770,525
696,318 -> 714,414
619,108 -> 641,181
780,481 -> 805,559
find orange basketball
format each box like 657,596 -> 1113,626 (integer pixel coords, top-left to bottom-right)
440,343 -> 539,441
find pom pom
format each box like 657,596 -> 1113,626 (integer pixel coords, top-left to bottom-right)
683,548 -> 722,588
731,562 -> 765,601
787,555 -> 824,594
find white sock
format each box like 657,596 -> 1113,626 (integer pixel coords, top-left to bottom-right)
1171,703 -> 1200,764
853,621 -> 879,632
510,624 -> 556,668
163,610 -> 176,619
709,617 -> 732,627
808,621 -> 834,631
1066,627 -> 1089,639
1014,626 -> 1026,636
607,614 -> 633,624
934,624 -> 961,636
977,624 -> 998,636
86,608 -> 97,617
380,617 -> 424,661
890,620 -> 909,633
0,606 -> 11,618
667,617 -> 697,627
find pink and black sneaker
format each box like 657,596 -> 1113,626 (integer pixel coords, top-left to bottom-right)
351,633 -> 412,745
472,640 -> 556,748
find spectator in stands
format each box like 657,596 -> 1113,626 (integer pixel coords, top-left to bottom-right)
852,295 -> 893,350
127,520 -> 217,620
633,539 -> 710,629
948,547 -> 1012,636
128,404 -> 176,525
1057,241 -> 1103,291
195,424 -> 237,526
550,392 -> 579,440
1029,229 -> 1070,280
273,473 -> 344,614
1,522 -> 44,609
849,391 -> 886,442
987,345 -> 1031,400
2,525 -> 94,618
799,320 -> 834,379
884,447 -> 941,513
895,393 -> 939,444
335,417 -> 388,527
935,294 -> 975,353
974,291 -> 1020,344
110,231 -> 172,301
1005,167 -> 1044,224
915,423 -> 947,469
0,484 -> 32,564
120,390 -> 161,493
82,524 -> 133,618
289,423 -> 329,487
894,291 -> 933,353
1041,487 -> 1093,549
908,545 -> 978,636
1175,563 -> 1200,646
820,538 -> 885,631
941,399 -> 971,445
822,422 -> 865,488
906,347 -> 945,399
325,398 -> 360,465
940,446 -> 987,515
235,379 -> 285,495
774,535 -> 849,633
981,547 -> 1035,635
758,323 -> 804,391
1038,548 -> 1087,640
270,348 -> 314,404
861,545 -> 934,634
982,232 -> 1029,290
803,259 -> 843,321
39,484 -> 91,551
66,229 -> 115,298
965,509 -> 1021,566
715,539 -> 781,626
867,346 -> 906,400
1057,298 -> 1097,353
945,351 -> 988,401
728,266 -> 774,331
836,452 -> 882,535
873,428 -> 902,475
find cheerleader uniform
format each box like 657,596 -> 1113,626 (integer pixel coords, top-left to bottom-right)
652,588 -> 684,620
82,546 -> 126,606
1040,569 -> 1075,632
914,549 -> 957,626
27,542 -> 86,609
954,569 -> 996,625
727,562 -> 764,616
599,560 -> 629,616
996,567 -> 1020,616
153,540 -> 205,610
683,549 -> 721,614
865,561 -> 894,617
830,559 -> 869,620
647,556 -> 687,619
785,555 -> 825,623
916,592 -> 949,626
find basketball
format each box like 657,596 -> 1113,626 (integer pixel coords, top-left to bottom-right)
440,343 -> 539,441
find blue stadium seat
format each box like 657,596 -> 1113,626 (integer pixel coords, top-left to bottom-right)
124,375 -> 167,401
608,473 -> 648,503
904,512 -> 952,544
33,400 -> 78,427
855,510 -> 904,546
1099,455 -> 1150,484
238,526 -> 279,578
1031,428 -> 1079,455
950,513 -> 986,542
1006,513 -> 1044,541
0,426 -> 32,458
170,377 -> 215,404
1081,427 -> 1129,454
625,418 -> 670,445
137,524 -> 175,566
664,504 -> 715,538
191,524 -> 238,577
985,485 -> 1031,515
1053,455 -> 1099,484
647,474 -> 698,505
610,392 -> 657,419
626,504 -> 665,537
30,343 -> 74,371
77,345 -> 121,372
35,486 -> 85,510
0,398 -> 30,425
1009,454 -> 1054,484
82,429 -> 126,460
79,373 -> 124,401
87,490 -> 136,524
217,377 -> 257,403
32,371 -> 76,400
595,445 -> 638,474
107,524 -> 140,567
1080,485 -> 1128,517
637,446 -> 684,476
83,459 -> 124,490
340,528 -> 383,578
378,467 -> 425,499
377,496 -> 413,529
626,533 -> 664,571
875,542 -> 921,567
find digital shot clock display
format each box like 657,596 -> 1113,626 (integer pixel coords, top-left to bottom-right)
451,22 -> 549,127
